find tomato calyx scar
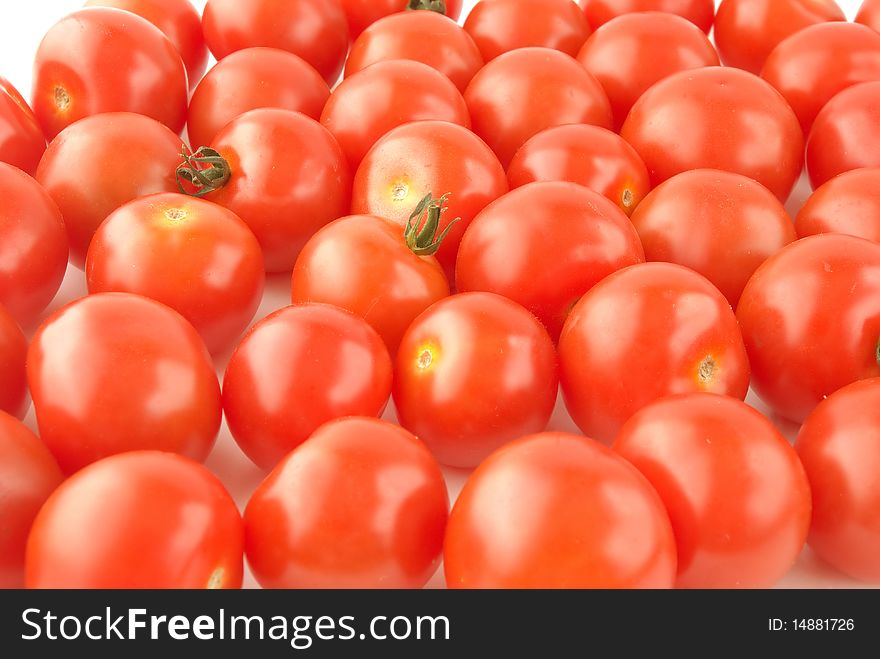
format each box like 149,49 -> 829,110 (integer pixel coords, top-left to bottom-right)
406,0 -> 447,14
622,189 -> 635,210
404,192 -> 460,257
876,337 -> 880,368
176,145 -> 232,198
54,86 -> 70,112
697,355 -> 717,387
206,567 -> 224,589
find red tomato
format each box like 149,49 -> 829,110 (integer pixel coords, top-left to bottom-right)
559,262 -> 750,443
507,125 -> 650,215
714,0 -> 845,75
393,292 -> 557,468
444,431 -> 677,588
806,82 -> 880,189
26,451 -> 243,589
345,11 -> 484,93
223,304 -> 392,470
31,8 -> 187,139
629,169 -> 797,306
36,112 -> 182,268
620,66 -> 803,202
0,307 -> 27,420
28,293 -> 221,474
796,378 -> 880,583
291,212 -> 450,356
0,77 -> 45,176
0,163 -> 67,324
761,22 -> 880,134
0,412 -> 62,588
737,234 -> 880,423
580,0 -> 715,33
187,48 -> 330,150
201,0 -> 349,84
576,12 -> 719,130
340,0 -> 464,38
84,0 -> 208,87
86,193 -> 265,354
615,393 -> 811,589
352,120 -> 507,281
245,417 -> 448,589
455,182 -> 645,341
796,168 -> 880,243
320,59 -> 470,170
858,0 -> 880,31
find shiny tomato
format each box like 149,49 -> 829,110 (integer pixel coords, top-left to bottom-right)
86,193 -> 265,354
761,22 -> 880,133
858,0 -> 880,31
0,306 -> 26,420
0,163 -> 67,324
26,451 -> 243,589
187,48 -> 330,150
737,234 -> 880,423
245,417 -> 448,589
580,0 -> 715,33
615,393 -> 811,589
340,0 -> 463,38
629,169 -> 796,306
28,293 -> 221,474
559,262 -> 750,443
320,59 -> 470,170
35,112 -> 182,269
795,168 -> 880,243
345,11 -> 483,93
0,78 -> 45,176
31,8 -> 187,139
223,304 -> 392,470
444,431 -> 677,588
351,120 -> 507,280
201,0 -> 348,84
393,292 -> 557,468
620,66 -> 803,201
576,12 -> 718,130
796,378 -> 880,583
455,182 -> 645,341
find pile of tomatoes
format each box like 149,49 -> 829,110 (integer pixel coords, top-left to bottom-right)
2,0 -> 880,591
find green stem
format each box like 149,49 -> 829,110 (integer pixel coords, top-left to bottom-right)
406,0 -> 447,14
404,193 -> 459,257
176,145 -> 231,198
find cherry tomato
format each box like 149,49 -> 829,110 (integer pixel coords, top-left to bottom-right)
86,193 -> 265,354
737,234 -> 880,423
629,169 -> 796,307
858,0 -> 880,31
320,59 -> 470,170
714,0 -> 845,75
201,0 -> 348,85
455,181 -> 645,341
352,120 -> 507,281
31,8 -> 187,140
0,411 -> 62,589
187,47 -> 330,151
0,163 -> 67,324
559,262 -> 750,444
620,66 -> 803,202
796,378 -> 880,583
0,77 -> 45,176
25,451 -> 243,589
806,82 -> 880,189
340,0 -> 463,38
223,304 -> 392,470
393,292 -> 557,468
796,168 -> 880,243
28,293 -> 221,474
761,22 -> 880,133
245,417 -> 448,589
345,11 -> 484,93
445,431 -> 677,589
0,306 -> 27,420
579,0 -> 715,33
36,112 -> 182,269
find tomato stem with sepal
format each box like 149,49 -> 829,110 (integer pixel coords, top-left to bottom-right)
175,145 -> 231,198
407,0 -> 447,14
405,193 -> 459,256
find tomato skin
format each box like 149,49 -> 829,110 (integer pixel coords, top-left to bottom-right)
445,431 -> 677,589
858,0 -> 880,31
629,169 -> 796,307
26,451 -> 243,589
455,182 -> 645,341
795,168 -> 880,243
0,78 -> 46,176
576,12 -> 719,130
0,307 -> 27,420
27,293 -> 221,474
291,215 -> 449,356
245,417 -> 448,589
320,60 -> 470,170
31,8 -> 187,140
187,48 -> 330,151
393,292 -> 557,468
0,163 -> 67,324
340,0 -> 463,38
580,0 -> 715,33
621,66 -> 803,202
223,304 -> 392,471
796,378 -> 880,583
